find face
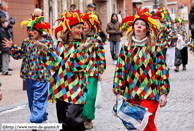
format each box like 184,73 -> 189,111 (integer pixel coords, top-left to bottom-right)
36,12 -> 42,17
29,29 -> 40,39
112,15 -> 117,21
87,7 -> 94,12
2,21 -> 8,28
133,19 -> 148,39
70,7 -> 76,12
70,24 -> 83,40
83,21 -> 90,34
2,4 -> 8,11
176,22 -> 181,28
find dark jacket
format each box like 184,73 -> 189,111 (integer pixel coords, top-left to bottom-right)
0,26 -> 11,53
106,20 -> 123,41
189,10 -> 194,29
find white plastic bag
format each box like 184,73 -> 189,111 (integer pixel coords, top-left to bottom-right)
176,34 -> 189,50
95,82 -> 102,109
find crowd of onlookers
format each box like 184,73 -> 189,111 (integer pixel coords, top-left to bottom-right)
0,1 -> 15,76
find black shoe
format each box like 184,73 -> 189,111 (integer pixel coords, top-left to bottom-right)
8,68 -> 13,71
174,69 -> 179,72
3,72 -> 12,75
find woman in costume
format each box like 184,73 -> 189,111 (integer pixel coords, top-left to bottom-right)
113,7 -> 170,131
34,10 -> 95,131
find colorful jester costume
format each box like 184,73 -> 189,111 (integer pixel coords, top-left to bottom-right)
156,8 -> 175,48
9,15 -> 52,123
81,12 -> 106,122
173,17 -> 190,68
41,10 -> 90,131
114,7 -> 170,131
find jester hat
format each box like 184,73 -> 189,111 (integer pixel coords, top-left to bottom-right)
156,7 -> 169,21
120,6 -> 160,39
21,18 -> 32,28
81,12 -> 100,35
54,10 -> 83,39
174,17 -> 184,25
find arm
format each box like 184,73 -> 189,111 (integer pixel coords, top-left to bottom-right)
152,45 -> 170,96
113,45 -> 126,96
2,38 -> 26,60
96,37 -> 106,74
106,24 -> 116,34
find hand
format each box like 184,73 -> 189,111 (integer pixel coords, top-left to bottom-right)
78,40 -> 95,51
0,91 -> 2,100
190,50 -> 193,55
33,40 -> 48,50
116,94 -> 121,100
178,39 -> 181,43
2,38 -> 13,48
160,94 -> 167,107
98,73 -> 102,82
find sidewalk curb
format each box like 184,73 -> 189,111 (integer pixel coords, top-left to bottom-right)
0,78 -> 114,113
0,99 -> 28,113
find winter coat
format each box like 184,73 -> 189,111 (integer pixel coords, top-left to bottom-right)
106,20 -> 123,42
0,26 -> 11,53
189,10 -> 194,30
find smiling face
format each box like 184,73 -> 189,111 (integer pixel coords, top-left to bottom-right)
133,19 -> 148,40
29,29 -> 40,39
176,22 -> 181,28
70,23 -> 84,40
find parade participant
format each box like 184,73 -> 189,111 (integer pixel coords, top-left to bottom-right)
81,12 -> 106,130
34,10 -> 95,131
114,7 -> 170,131
173,17 -> 189,72
106,13 -> 123,64
2,15 -> 52,123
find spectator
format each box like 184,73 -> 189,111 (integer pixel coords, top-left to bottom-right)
189,4 -> 194,39
33,8 -> 42,17
0,1 -> 15,72
69,4 -> 76,13
106,13 -> 123,64
117,10 -> 122,23
0,17 -> 11,75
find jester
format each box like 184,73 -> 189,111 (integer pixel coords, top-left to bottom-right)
81,12 -> 106,130
33,10 -> 96,131
2,15 -> 52,123
114,7 -> 170,131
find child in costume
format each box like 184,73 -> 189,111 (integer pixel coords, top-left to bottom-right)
173,17 -> 190,72
81,12 -> 106,130
34,10 -> 95,131
2,15 -> 52,123
113,7 -> 170,131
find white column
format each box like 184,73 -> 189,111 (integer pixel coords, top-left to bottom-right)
80,0 -> 83,12
54,0 -> 58,28
64,0 -> 67,11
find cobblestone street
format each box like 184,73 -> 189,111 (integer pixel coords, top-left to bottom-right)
0,60 -> 194,131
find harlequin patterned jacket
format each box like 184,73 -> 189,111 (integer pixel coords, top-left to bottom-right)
157,21 -> 174,48
9,37 -> 51,82
85,34 -> 106,77
42,41 -> 88,104
189,39 -> 194,51
172,26 -> 190,45
113,42 -> 170,101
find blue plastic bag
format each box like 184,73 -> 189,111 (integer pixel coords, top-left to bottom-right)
112,96 -> 152,131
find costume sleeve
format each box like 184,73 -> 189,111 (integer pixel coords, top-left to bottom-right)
113,45 -> 126,95
152,45 -> 170,96
9,40 -> 27,60
96,37 -> 106,74
42,41 -> 62,72
182,28 -> 190,43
